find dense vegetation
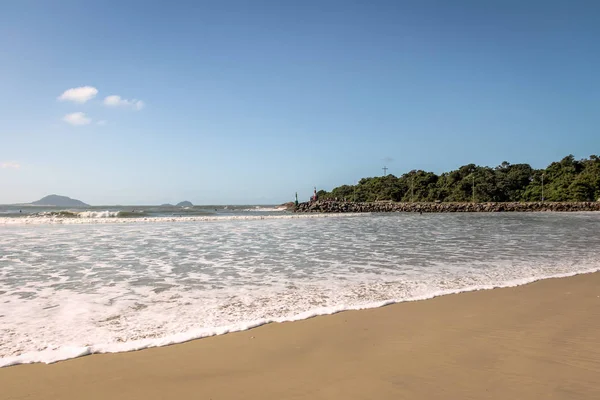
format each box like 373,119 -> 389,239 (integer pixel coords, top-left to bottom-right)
317,155 -> 600,203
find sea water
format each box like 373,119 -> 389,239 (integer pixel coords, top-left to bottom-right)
1,212 -> 600,367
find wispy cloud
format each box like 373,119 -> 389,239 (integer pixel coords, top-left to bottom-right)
383,156 -> 394,163
57,86 -> 98,103
63,112 -> 91,126
103,95 -> 144,110
97,120 -> 108,126
1,162 -> 21,169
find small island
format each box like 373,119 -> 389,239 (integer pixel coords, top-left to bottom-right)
159,201 -> 193,207
31,194 -> 89,207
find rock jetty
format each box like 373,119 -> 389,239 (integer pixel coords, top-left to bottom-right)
294,201 -> 600,213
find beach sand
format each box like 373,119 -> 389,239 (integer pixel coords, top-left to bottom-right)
2,272 -> 600,400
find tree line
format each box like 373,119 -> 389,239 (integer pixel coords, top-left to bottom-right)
317,155 -> 600,203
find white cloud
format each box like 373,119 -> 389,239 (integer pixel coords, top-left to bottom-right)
1,162 -> 21,169
97,120 -> 107,126
63,112 -> 91,126
103,95 -> 145,110
57,86 -> 98,103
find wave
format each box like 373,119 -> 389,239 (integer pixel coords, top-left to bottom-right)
1,267 -> 598,367
32,211 -> 80,218
241,206 -> 288,212
24,210 -> 148,219
0,213 -> 364,225
77,211 -> 121,218
24,210 -> 146,220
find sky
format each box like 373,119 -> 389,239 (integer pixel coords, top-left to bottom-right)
1,0 -> 599,205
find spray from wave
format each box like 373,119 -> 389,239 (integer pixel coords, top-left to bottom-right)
30,210 -> 147,219
241,206 -> 288,212
0,213 -> 365,225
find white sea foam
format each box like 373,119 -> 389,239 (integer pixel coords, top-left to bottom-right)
0,212 -> 362,225
1,212 -> 600,367
241,206 -> 288,212
77,210 -> 120,218
2,266 -> 599,368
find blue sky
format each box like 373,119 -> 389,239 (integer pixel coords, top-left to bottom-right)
1,0 -> 599,205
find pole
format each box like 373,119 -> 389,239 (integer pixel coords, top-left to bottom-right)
411,176 -> 414,203
382,166 -> 388,175
472,175 -> 475,203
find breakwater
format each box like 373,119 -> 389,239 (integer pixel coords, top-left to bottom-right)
294,201 -> 600,213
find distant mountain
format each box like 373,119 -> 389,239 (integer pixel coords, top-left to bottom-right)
31,195 -> 89,207
176,201 -> 193,207
160,203 -> 174,207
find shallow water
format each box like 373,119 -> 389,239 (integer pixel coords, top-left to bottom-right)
1,212 -> 599,366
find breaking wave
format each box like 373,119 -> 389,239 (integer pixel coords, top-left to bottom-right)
28,210 -> 147,219
0,213 -> 364,225
241,206 -> 288,212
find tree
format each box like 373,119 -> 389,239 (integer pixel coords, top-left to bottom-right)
314,155 -> 600,203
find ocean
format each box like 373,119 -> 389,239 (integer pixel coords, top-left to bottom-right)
0,204 -> 289,221
1,209 -> 599,367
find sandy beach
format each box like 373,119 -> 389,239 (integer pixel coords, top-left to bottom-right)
2,272 -> 599,400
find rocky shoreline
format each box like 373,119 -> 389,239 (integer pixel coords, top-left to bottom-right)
293,201 -> 600,213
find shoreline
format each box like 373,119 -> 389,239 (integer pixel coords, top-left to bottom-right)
3,267 -> 598,367
294,200 -> 600,213
2,272 -> 600,399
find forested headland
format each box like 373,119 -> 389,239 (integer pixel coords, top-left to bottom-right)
317,155 -> 600,203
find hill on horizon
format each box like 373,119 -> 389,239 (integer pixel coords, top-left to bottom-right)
31,195 -> 89,207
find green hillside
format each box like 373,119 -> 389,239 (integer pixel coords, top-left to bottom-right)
318,155 -> 600,203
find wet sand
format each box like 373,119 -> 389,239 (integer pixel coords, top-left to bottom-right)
2,272 -> 600,400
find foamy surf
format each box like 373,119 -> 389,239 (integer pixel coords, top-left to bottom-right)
76,210 -> 121,218
1,267 -> 599,367
0,212 -> 365,225
24,210 -> 140,219
2,212 -> 600,367
241,206 -> 288,212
